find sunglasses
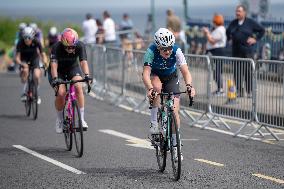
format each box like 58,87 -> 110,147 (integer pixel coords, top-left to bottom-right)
160,46 -> 173,52
23,36 -> 33,40
65,46 -> 76,50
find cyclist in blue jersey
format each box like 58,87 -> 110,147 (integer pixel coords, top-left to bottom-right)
142,28 -> 196,160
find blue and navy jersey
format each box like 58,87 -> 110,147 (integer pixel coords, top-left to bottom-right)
143,43 -> 187,76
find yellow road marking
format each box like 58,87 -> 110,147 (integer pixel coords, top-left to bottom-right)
262,140 -> 275,145
194,159 -> 224,167
252,173 -> 284,184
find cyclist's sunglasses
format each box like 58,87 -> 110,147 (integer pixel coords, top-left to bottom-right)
160,46 -> 173,52
65,46 -> 76,50
23,36 -> 33,40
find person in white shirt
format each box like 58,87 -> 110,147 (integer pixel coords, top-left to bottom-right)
202,14 -> 226,95
102,11 -> 116,45
82,13 -> 98,45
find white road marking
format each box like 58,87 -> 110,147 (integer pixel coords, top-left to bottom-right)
252,173 -> 284,184
194,158 -> 224,167
13,145 -> 86,175
99,129 -> 153,149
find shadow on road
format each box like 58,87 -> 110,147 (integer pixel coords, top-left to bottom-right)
0,114 -> 27,120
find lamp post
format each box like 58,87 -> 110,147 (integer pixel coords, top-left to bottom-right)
151,0 -> 156,34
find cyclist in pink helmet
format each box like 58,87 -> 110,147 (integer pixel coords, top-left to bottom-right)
48,28 -> 92,133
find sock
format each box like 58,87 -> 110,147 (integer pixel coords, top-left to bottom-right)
172,134 -> 177,146
150,107 -> 158,124
22,82 -> 27,94
80,107 -> 85,122
57,110 -> 63,121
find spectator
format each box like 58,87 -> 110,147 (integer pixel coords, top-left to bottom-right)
95,19 -> 105,44
144,14 -> 153,41
203,14 -> 226,95
166,9 -> 185,52
226,4 -> 265,98
82,13 -> 98,45
133,32 -> 145,50
103,10 -> 116,46
278,47 -> 284,61
120,13 -> 133,31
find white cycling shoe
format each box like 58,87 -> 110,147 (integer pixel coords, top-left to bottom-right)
82,120 -> 88,129
55,118 -> 63,134
173,146 -> 184,162
149,122 -> 159,135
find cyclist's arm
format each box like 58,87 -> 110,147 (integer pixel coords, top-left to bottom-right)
78,42 -> 90,76
176,48 -> 192,86
15,52 -> 22,65
80,60 -> 90,75
142,48 -> 154,91
142,66 -> 153,90
50,59 -> 58,79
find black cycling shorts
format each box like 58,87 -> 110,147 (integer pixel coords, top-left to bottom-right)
48,65 -> 83,85
152,71 -> 180,94
20,57 -> 41,70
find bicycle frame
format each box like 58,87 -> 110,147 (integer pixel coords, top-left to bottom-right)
64,84 -> 77,132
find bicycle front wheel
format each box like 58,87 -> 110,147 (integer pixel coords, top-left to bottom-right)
169,112 -> 181,181
63,102 -> 72,151
72,100 -> 84,157
31,81 -> 38,120
156,108 -> 167,172
25,83 -> 31,117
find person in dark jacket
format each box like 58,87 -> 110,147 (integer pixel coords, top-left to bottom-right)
226,4 -> 264,97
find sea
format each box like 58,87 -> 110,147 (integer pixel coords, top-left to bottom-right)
1,4 -> 284,33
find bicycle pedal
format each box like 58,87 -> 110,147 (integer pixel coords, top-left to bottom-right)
83,127 -> 88,131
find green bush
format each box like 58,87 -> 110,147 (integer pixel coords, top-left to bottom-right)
0,16 -> 82,50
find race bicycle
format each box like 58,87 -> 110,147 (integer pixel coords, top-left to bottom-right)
150,90 -> 193,181
55,78 -> 92,157
24,62 -> 39,120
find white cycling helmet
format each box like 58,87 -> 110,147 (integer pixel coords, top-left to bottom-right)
22,26 -> 35,39
49,26 -> 57,36
19,22 -> 27,30
154,28 -> 175,47
29,23 -> 38,30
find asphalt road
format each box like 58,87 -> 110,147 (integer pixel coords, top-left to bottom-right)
0,72 -> 283,189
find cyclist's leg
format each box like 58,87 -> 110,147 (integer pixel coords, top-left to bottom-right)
20,62 -> 29,99
69,66 -> 87,126
161,73 -> 181,146
150,75 -> 162,133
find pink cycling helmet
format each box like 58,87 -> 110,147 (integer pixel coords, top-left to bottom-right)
61,28 -> 79,46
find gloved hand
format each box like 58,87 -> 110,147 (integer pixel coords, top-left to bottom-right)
51,77 -> 59,88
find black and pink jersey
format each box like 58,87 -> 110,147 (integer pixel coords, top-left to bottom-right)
50,41 -> 87,72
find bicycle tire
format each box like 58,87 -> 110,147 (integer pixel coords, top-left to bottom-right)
72,100 -> 84,157
31,81 -> 38,120
63,102 -> 72,151
156,108 -> 167,172
169,112 -> 181,181
25,83 -> 31,117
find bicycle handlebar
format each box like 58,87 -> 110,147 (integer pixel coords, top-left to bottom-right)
54,78 -> 93,96
149,90 -> 194,109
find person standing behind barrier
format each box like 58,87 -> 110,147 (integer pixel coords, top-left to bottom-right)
203,14 -> 226,96
102,11 -> 116,46
226,5 -> 264,98
82,13 -> 98,45
119,13 -> 133,39
166,9 -> 185,52
95,19 -> 105,44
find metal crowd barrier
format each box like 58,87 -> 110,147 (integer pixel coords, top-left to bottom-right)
87,44 -> 283,141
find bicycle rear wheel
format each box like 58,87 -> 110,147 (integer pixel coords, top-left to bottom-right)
72,100 -> 83,157
63,102 -> 72,151
31,81 -> 38,120
169,113 -> 181,181
156,108 -> 167,172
